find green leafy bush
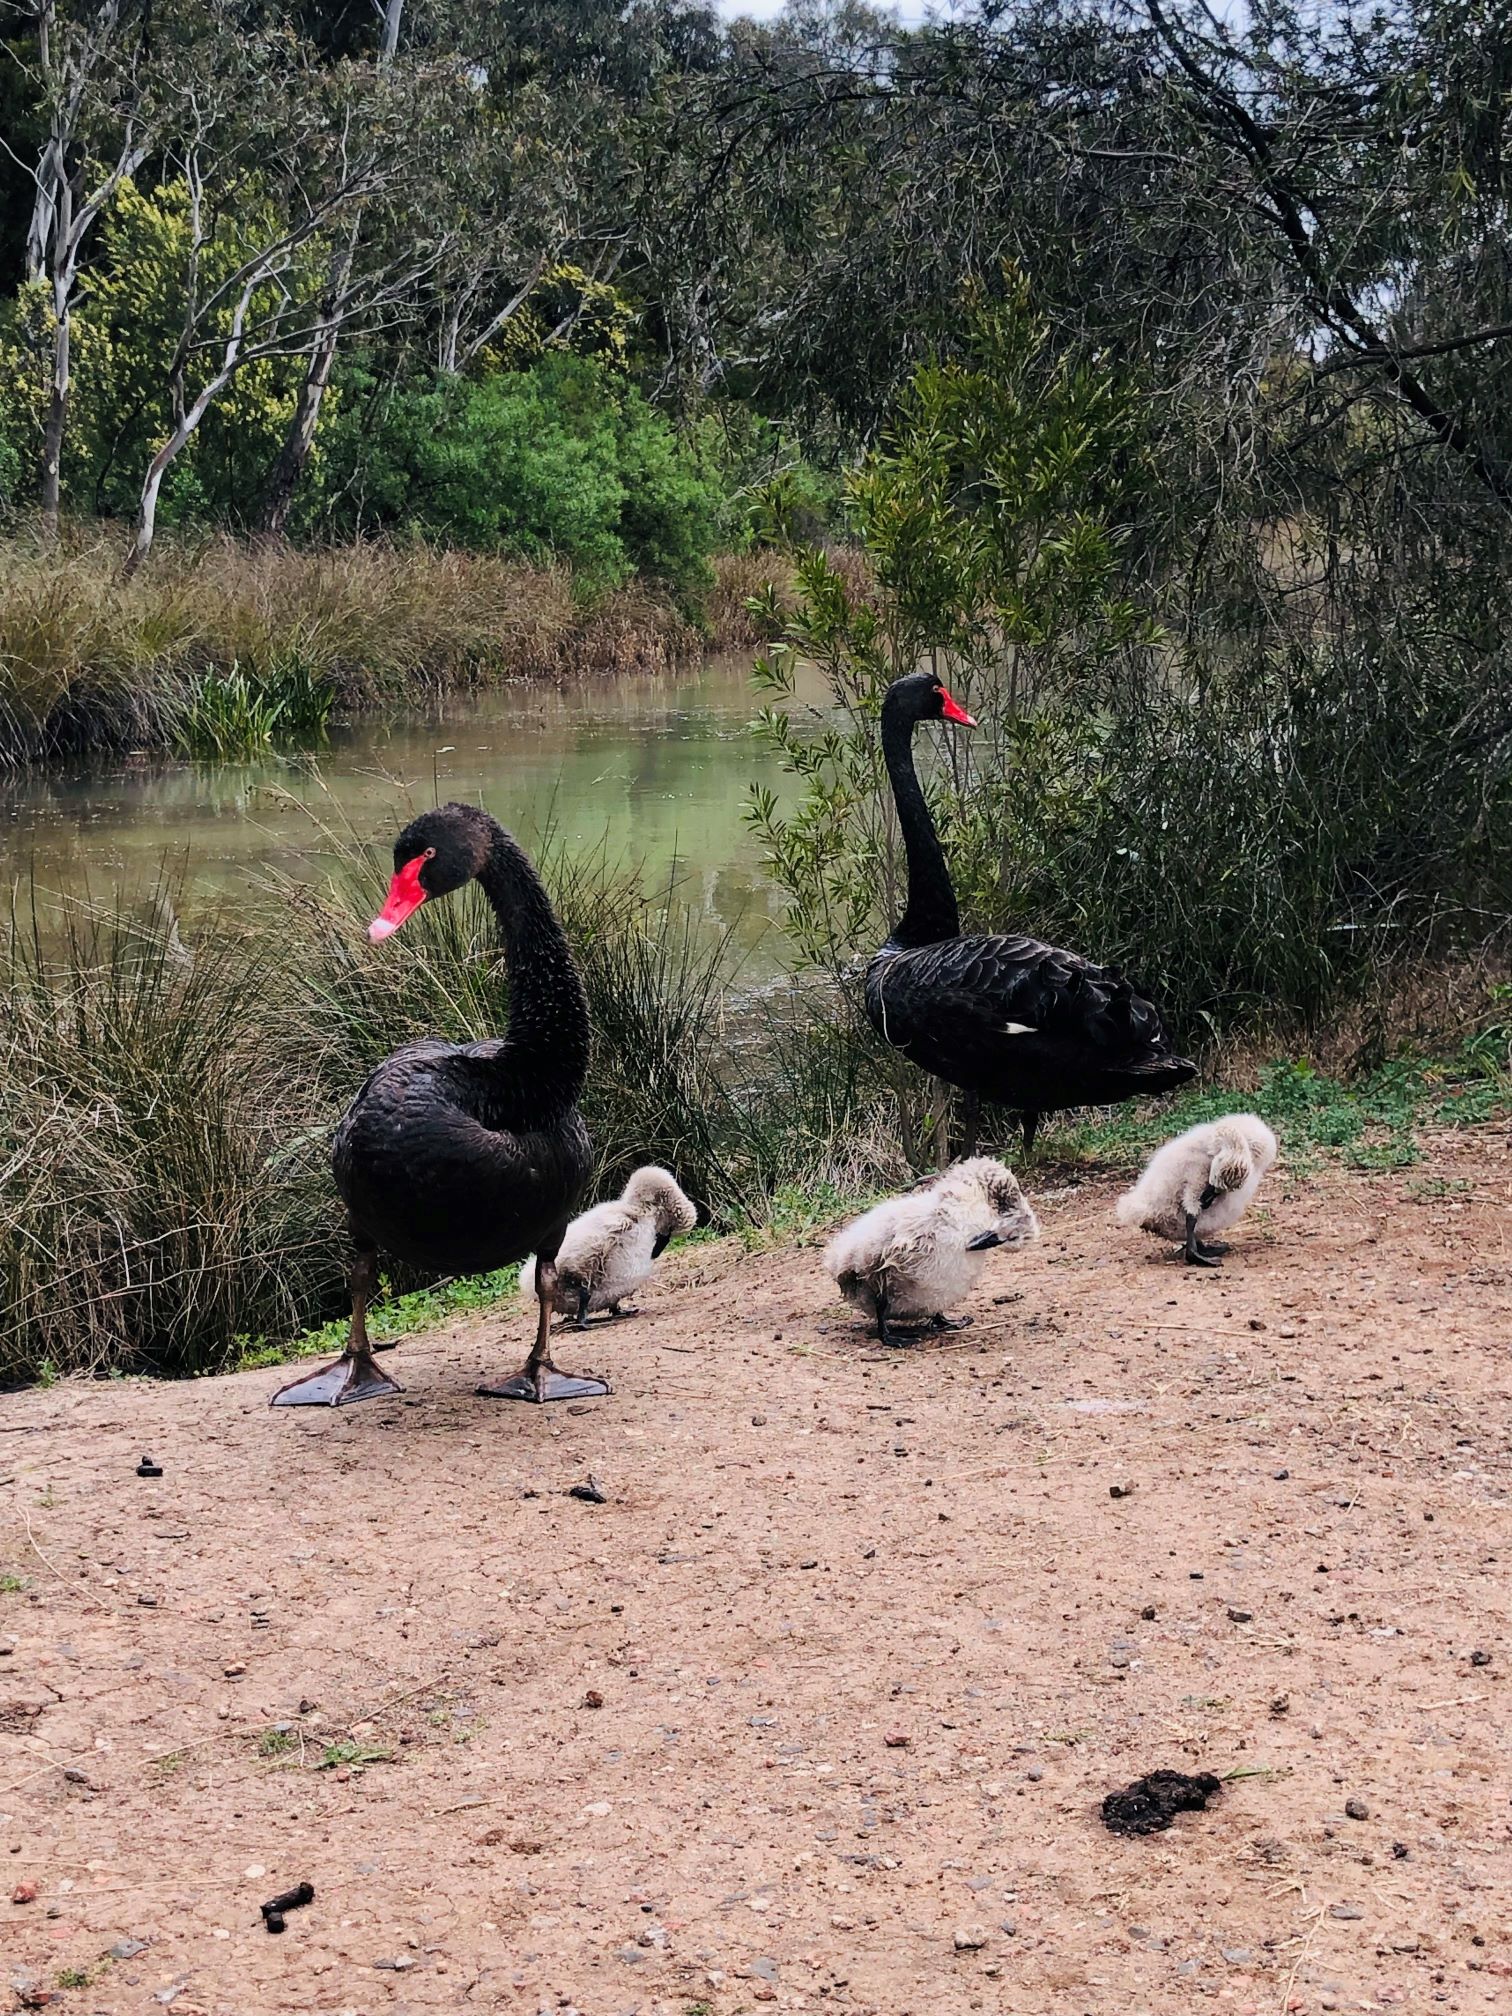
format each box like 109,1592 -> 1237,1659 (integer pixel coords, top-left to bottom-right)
308,355 -> 719,595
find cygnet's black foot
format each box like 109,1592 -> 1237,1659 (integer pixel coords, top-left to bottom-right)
930,1312 -> 973,1331
1200,1239 -> 1230,1257
477,1362 -> 610,1403
1183,1243 -> 1222,1268
270,1351 -> 404,1407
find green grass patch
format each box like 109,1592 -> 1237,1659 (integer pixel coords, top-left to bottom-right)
1048,1037 -> 1509,1178
256,1727 -> 299,1760
317,1740 -> 394,1771
235,1265 -> 522,1373
0,1574 -> 26,1595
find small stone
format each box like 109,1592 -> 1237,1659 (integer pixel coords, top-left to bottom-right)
1140,1605 -> 1157,1621
137,1594 -> 159,1608
223,1662 -> 246,1678
1222,1948 -> 1252,1965
883,1731 -> 910,1747
1248,1319 -> 1266,1331
1392,1842 -> 1409,1859
618,1945 -> 644,1964
799,1558 -> 818,1570
751,1415 -> 767,1427
1345,1797 -> 1369,1820
12,1880 -> 38,1902
953,1924 -> 989,1952
1329,1903 -> 1364,1920
583,1689 -> 604,1709
1025,1767 -> 1043,1782
1469,1649 -> 1492,1667
1272,1468 -> 1289,1480
1227,1607 -> 1254,1623
1270,1694 -> 1290,1715
108,1940 -> 146,1960
1109,1483 -> 1133,1499
373,1956 -> 414,1971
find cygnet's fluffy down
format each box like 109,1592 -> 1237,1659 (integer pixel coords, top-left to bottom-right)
522,1166 -> 697,1324
1115,1113 -> 1277,1265
824,1157 -> 1040,1345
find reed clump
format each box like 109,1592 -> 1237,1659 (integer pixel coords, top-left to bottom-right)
0,530 -> 703,766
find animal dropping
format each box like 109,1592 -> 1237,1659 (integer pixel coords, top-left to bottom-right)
1115,1114 -> 1278,1267
824,1160 -> 1039,1348
1101,1769 -> 1223,1836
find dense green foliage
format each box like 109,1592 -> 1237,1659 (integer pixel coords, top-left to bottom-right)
751,287 -> 1512,1054
308,356 -> 717,592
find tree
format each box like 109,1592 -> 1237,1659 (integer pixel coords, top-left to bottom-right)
121,48 -> 441,573
3,0 -> 169,538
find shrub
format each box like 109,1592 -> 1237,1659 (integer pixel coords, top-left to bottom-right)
746,286 -> 1512,1048
307,355 -> 720,596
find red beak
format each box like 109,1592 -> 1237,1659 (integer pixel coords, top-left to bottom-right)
369,852 -> 431,942
939,685 -> 976,727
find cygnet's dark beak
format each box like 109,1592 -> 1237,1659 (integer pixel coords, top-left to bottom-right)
966,1228 -> 1004,1251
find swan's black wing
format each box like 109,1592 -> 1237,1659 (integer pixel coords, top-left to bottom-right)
333,1038 -> 592,1273
865,933 -> 1194,1113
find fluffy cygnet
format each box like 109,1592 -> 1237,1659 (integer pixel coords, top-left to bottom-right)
824,1156 -> 1040,1346
1115,1113 -> 1278,1266
522,1165 -> 697,1326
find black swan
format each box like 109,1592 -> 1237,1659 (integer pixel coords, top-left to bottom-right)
864,672 -> 1195,1150
271,802 -> 603,1407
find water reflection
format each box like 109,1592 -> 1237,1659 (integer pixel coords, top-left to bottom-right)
3,654 -> 806,973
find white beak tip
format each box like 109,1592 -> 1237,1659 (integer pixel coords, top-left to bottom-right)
367,917 -> 398,943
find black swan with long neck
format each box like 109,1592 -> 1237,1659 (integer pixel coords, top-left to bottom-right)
864,673 -> 1194,1150
271,802 -> 602,1407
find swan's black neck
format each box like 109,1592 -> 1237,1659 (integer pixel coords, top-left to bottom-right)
881,696 -> 960,949
477,830 -> 590,1114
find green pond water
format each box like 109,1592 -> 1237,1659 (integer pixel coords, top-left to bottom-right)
3,654 -> 810,975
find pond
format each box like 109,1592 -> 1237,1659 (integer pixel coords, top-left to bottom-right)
3,653 -> 811,976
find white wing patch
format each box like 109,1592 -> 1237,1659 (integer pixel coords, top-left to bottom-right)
1002,1022 -> 1038,1036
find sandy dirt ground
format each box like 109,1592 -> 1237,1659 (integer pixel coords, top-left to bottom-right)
2,1130 -> 1511,2016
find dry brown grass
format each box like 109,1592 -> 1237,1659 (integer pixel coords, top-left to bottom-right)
706,544 -> 875,650
0,528 -> 704,763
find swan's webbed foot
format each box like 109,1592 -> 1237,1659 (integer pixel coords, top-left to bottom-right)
930,1312 -> 972,1331
1183,1212 -> 1223,1267
1199,1238 -> 1230,1257
270,1350 -> 404,1407
477,1361 -> 610,1403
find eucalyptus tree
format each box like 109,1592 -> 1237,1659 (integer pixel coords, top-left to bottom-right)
1,0 -> 212,539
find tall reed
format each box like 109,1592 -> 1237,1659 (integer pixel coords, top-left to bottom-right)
0,530 -> 704,767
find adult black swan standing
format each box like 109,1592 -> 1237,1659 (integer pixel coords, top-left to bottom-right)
271,802 -> 604,1408
864,672 -> 1195,1151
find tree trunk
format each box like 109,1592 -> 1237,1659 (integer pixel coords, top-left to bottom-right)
39,302 -> 70,544
254,326 -> 338,538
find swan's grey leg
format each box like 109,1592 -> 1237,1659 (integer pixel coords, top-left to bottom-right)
1019,1110 -> 1039,1156
479,1253 -> 610,1402
271,1232 -> 404,1406
1183,1211 -> 1221,1267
